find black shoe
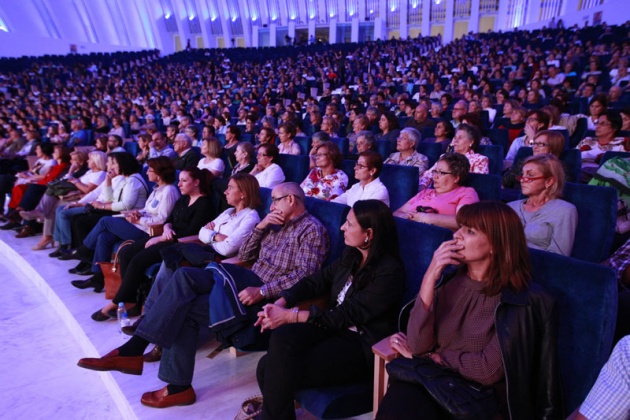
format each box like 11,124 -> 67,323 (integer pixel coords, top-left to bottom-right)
69,261 -> 93,275
71,273 -> 104,292
58,248 -> 83,261
0,221 -> 19,230
91,309 -> 113,322
49,245 -> 67,258
122,315 -> 143,336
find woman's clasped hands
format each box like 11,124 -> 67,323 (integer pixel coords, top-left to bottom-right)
255,298 -> 293,332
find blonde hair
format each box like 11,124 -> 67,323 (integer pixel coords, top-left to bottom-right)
523,154 -> 565,200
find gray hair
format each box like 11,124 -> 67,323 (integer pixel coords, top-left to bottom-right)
357,130 -> 375,147
175,133 -> 193,147
311,131 -> 331,144
400,127 -> 421,146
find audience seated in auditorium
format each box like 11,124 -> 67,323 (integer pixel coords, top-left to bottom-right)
384,128 -> 429,182
332,150 -> 390,207
251,143 -> 285,189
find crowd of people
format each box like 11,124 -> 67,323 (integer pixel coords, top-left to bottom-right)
1,19 -> 630,419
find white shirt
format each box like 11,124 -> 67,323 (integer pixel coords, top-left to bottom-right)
80,175 -> 125,204
137,184 -> 181,230
197,157 -> 225,177
79,170 -> 106,186
332,178 -> 390,208
198,207 -> 261,257
254,163 -> 285,188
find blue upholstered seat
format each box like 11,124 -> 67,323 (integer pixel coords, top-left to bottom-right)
528,249 -> 617,412
416,142 -> 442,167
376,139 -> 392,159
484,128 -> 509,156
276,154 -> 311,184
562,182 -> 617,262
379,164 -> 419,210
463,173 -> 501,201
478,144 -> 504,175
304,197 -> 350,267
330,137 -> 350,156
294,136 -> 311,155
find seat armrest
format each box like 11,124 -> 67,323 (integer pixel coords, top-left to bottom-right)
148,224 -> 164,237
372,335 -> 400,362
372,335 -> 400,417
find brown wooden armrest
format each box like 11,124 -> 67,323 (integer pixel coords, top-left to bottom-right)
372,335 -> 400,362
372,335 -> 401,418
178,235 -> 204,244
148,224 -> 164,237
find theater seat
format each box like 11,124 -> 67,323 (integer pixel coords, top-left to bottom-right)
276,154 -> 310,184
463,173 -> 501,201
379,164 -> 419,210
563,182 -> 617,263
416,142 -> 442,167
478,144 -> 504,175
304,197 -> 350,266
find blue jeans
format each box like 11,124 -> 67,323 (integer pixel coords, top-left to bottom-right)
83,216 -> 149,273
135,265 -> 263,386
143,261 -> 173,314
53,205 -> 86,246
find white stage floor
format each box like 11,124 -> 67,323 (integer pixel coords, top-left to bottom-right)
0,228 -> 356,419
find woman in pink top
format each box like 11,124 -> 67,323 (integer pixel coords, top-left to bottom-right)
393,153 -> 479,230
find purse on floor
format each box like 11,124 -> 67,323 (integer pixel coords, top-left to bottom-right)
386,356 -> 497,419
98,240 -> 135,299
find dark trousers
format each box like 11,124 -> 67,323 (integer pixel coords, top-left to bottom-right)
256,323 -> 371,420
0,174 -> 15,209
70,211 -> 116,248
18,184 -> 46,210
115,238 -> 175,304
376,378 -> 452,420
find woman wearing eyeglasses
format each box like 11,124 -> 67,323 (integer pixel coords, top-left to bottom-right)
576,110 -> 626,176
503,130 -> 566,188
251,143 -> 285,189
508,154 -> 577,256
504,110 -> 551,167
393,153 -> 479,230
300,141 -> 348,201
332,151 -> 390,207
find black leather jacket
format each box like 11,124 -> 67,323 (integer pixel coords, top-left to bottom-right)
495,283 -> 563,420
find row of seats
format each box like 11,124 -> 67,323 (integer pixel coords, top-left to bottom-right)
247,188 -> 617,419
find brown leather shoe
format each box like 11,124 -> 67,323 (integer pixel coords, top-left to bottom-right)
143,345 -> 162,363
16,225 -> 35,238
141,386 -> 196,408
77,349 -> 143,375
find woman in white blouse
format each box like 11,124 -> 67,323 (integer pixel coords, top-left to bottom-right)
197,137 -> 225,178
251,143 -> 285,188
332,151 -> 390,207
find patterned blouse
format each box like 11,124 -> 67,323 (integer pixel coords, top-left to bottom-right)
419,150 -> 489,188
384,151 -> 430,178
300,167 -> 349,201
278,140 -> 301,155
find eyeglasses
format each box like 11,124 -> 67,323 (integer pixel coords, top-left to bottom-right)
271,194 -> 289,204
595,121 -> 611,126
532,142 -> 548,147
516,175 -> 547,183
257,153 -> 269,157
355,163 -> 369,169
431,170 -> 453,177
315,153 -> 328,157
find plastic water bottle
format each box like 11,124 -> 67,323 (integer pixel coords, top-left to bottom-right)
117,302 -> 130,340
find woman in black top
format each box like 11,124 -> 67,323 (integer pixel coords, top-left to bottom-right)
90,167 -> 214,321
255,200 -> 405,419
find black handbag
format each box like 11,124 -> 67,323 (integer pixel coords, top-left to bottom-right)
386,356 -> 497,419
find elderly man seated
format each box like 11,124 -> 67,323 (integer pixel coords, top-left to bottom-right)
173,133 -> 201,170
77,182 -> 330,409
